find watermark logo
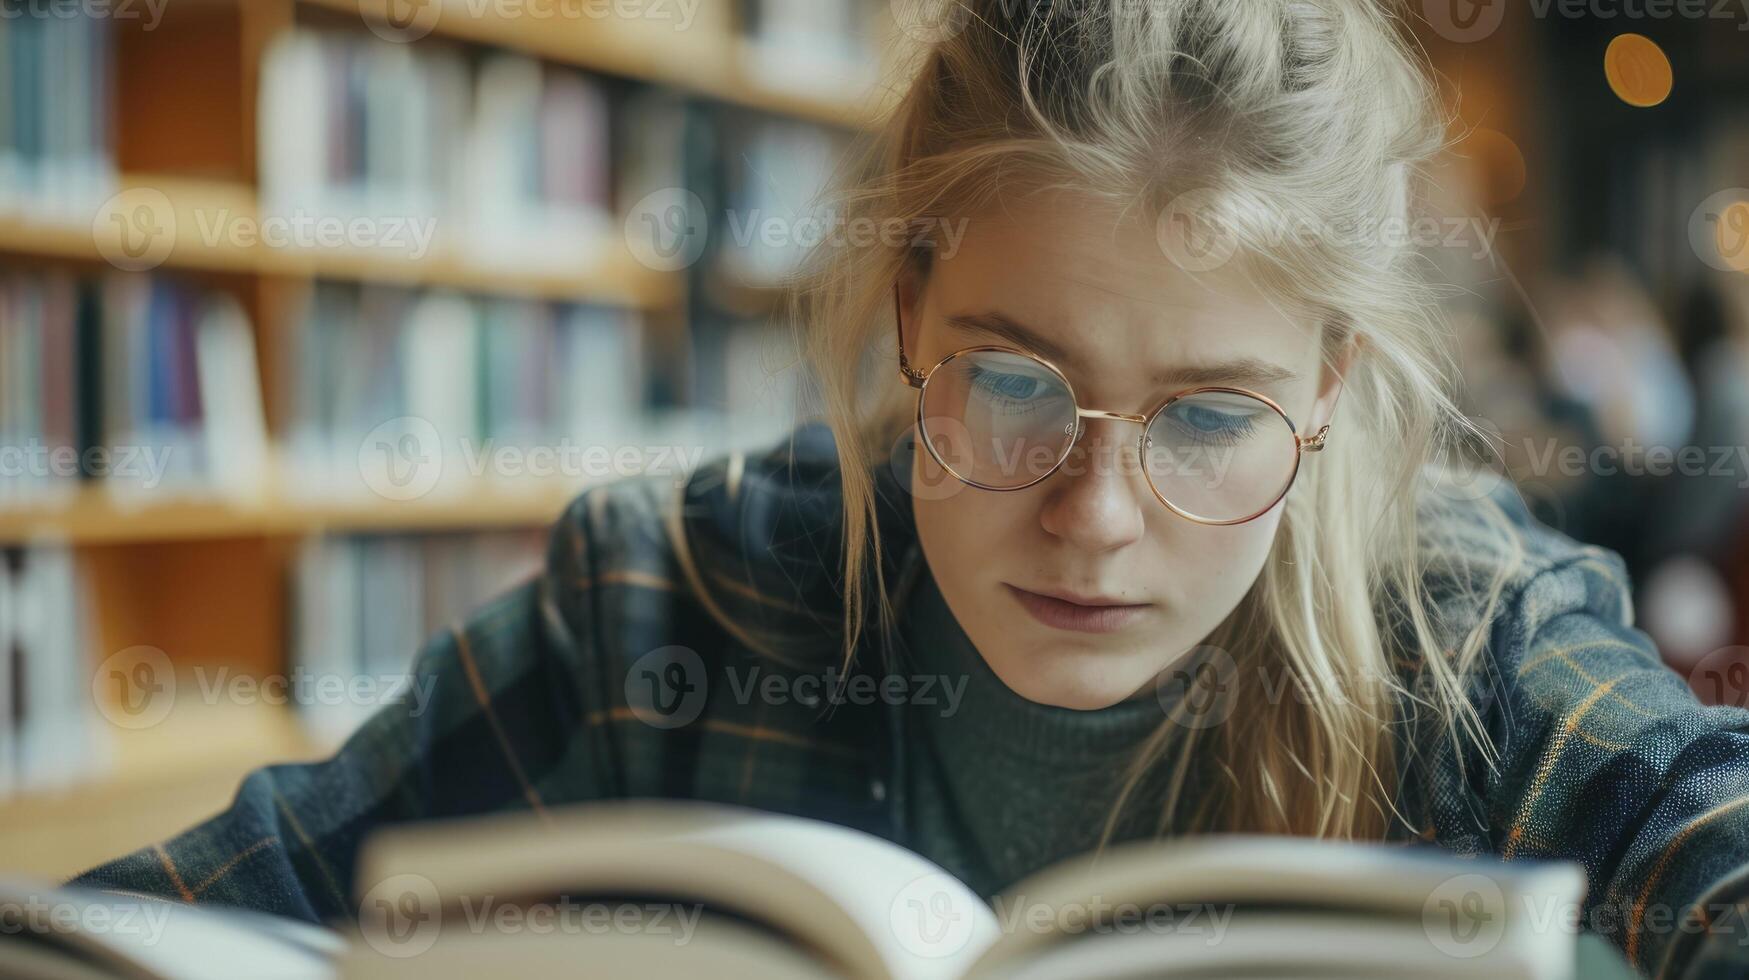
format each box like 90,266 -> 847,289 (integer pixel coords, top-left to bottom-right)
1157,189 -> 1241,273
93,187 -> 177,272
889,872 -> 978,959
892,420 -> 975,502
0,440 -> 174,488
365,0 -> 443,43
1422,0 -> 1508,42
359,416 -> 446,502
624,645 -> 708,728
89,655 -> 440,730
723,210 -> 969,261
359,873 -> 442,958
1154,645 -> 1238,730
1,0 -> 170,29
1688,645 -> 1749,709
1422,873 -> 1506,959
988,895 -> 1235,943
624,187 -> 709,271
1425,0 -> 1749,43
1690,188 -> 1749,273
0,894 -> 174,945
1159,188 -> 1500,272
92,645 -> 175,730
355,419 -> 711,501
194,208 -> 438,259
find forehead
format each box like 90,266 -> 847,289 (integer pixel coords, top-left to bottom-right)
928,193 -> 1320,369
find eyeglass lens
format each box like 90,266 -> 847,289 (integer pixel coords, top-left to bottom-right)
917,349 -> 1300,522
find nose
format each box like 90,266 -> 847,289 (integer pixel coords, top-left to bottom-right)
1036,425 -> 1148,551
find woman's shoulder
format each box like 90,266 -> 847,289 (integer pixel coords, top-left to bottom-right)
545,420 -> 914,665
1409,474 -> 1638,666
531,423 -> 905,814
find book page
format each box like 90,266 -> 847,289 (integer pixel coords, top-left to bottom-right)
972,835 -> 1585,978
0,881 -> 340,980
350,801 -> 1001,980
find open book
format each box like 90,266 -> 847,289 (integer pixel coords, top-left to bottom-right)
339,800 -> 1589,980
5,800 -> 1593,979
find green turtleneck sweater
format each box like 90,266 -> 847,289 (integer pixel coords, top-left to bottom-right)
897,566 -> 1178,898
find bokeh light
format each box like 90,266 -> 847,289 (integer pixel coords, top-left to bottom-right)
1604,33 -> 1674,108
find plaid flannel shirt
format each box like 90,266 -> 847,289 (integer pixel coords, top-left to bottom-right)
68,421 -> 1749,980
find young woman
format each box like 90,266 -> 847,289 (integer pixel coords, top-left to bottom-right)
72,2 -> 1749,976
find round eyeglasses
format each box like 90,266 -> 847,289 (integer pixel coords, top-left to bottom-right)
894,292 -> 1330,526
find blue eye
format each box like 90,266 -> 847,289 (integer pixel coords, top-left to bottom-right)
966,365 -> 1062,414
972,369 -> 1043,399
1166,404 -> 1259,446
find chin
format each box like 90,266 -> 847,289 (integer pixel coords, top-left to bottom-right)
988,646 -> 1159,711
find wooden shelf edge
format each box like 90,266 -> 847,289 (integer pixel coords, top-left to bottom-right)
2,175 -> 682,309
304,0 -> 892,130
0,484 -> 589,546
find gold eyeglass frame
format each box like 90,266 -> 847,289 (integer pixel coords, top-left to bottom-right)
893,287 -> 1331,526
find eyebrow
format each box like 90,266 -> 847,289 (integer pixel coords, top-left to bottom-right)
943,311 -> 1301,390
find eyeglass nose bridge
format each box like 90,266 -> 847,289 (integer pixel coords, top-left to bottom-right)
1076,408 -> 1148,427
1064,407 -> 1149,445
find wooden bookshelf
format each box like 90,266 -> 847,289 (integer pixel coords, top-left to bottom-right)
0,0 -> 876,865
0,176 -> 258,274
257,238 -> 680,307
0,175 -> 681,309
0,701 -> 321,880
0,481 -> 589,545
303,0 -> 901,130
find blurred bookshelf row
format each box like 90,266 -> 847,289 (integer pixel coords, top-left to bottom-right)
0,0 -> 881,875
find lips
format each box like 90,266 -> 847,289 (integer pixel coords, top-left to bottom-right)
1004,583 -> 1151,634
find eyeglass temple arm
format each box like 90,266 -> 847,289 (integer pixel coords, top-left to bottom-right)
895,285 -> 927,388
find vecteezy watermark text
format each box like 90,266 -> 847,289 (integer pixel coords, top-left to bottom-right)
0,894 -> 173,946
194,208 -> 438,259
723,211 -> 971,260
357,872 -> 705,959
1,0 -> 169,30
623,647 -> 971,730
92,646 -> 439,731
0,440 -> 173,488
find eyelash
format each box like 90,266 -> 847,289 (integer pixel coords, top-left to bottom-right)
967,367 -> 1057,415
1159,405 -> 1259,447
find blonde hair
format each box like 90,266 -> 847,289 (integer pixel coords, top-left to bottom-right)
690,0 -> 1530,842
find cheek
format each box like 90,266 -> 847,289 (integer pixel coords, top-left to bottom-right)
912,479 -> 1028,559
1148,509 -> 1283,599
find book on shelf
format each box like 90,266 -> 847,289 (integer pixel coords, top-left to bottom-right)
259,27 -> 614,269
0,544 -> 102,800
0,273 -> 90,505
290,530 -> 545,745
259,29 -> 468,245
0,271 -> 267,507
278,282 -> 648,501
740,0 -> 881,101
0,10 -> 116,221
716,115 -> 849,288
464,53 -> 613,270
0,801 -> 1598,979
